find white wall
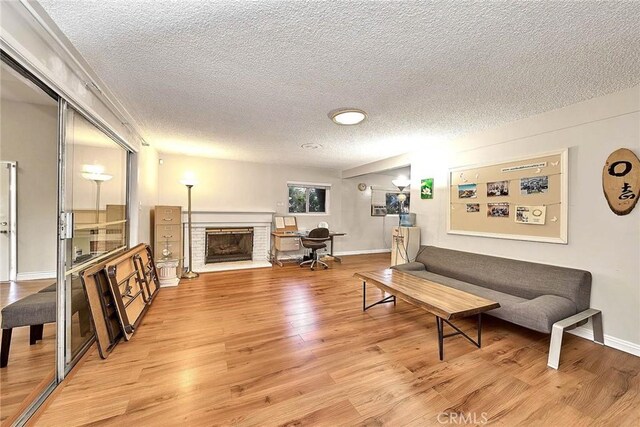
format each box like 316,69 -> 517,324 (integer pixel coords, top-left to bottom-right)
409,85 -> 640,350
340,173 -> 401,253
0,99 -> 58,276
157,153 -> 343,251
136,147 -> 159,244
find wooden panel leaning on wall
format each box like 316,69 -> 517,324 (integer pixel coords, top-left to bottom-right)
80,244 -> 160,358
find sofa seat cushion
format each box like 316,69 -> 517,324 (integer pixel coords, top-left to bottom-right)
492,294 -> 577,333
401,270 -> 577,333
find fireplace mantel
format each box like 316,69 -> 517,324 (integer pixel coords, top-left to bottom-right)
182,211 -> 274,272
182,210 -> 275,225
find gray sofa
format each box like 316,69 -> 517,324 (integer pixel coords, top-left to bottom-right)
393,246 -> 603,367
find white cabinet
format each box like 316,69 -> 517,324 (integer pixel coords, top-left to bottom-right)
391,226 -> 421,266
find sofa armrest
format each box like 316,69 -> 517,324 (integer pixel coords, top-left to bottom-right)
391,262 -> 426,272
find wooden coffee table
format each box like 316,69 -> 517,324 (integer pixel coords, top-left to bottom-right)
354,269 -> 500,360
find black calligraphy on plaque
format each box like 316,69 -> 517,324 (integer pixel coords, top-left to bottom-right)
608,160 -> 632,177
620,183 -> 636,200
608,160 -> 637,201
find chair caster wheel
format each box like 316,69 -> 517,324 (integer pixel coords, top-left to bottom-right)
323,266 -> 328,269
310,268 -> 315,271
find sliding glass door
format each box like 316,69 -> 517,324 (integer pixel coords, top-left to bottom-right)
61,105 -> 130,366
1,49 -> 132,422
0,54 -> 59,425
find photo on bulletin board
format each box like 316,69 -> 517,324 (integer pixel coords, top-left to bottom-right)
421,178 -> 434,199
487,180 -> 509,197
487,202 -> 509,218
466,203 -> 480,212
520,176 -> 549,195
515,205 -> 546,225
458,183 -> 477,199
447,149 -> 568,244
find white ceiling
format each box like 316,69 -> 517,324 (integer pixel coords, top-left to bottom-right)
38,1 -> 640,169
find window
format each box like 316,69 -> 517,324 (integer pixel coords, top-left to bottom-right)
288,184 -> 329,214
385,192 -> 410,214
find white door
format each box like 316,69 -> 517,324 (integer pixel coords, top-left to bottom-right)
0,161 -> 17,282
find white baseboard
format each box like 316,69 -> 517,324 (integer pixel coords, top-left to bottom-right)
16,271 -> 56,281
334,249 -> 391,256
568,326 -> 640,357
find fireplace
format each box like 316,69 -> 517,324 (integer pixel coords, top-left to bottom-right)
205,227 -> 254,263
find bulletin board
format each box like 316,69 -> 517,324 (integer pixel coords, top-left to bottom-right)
448,149 -> 568,244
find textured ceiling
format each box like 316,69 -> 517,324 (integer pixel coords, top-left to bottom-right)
38,1 -> 640,169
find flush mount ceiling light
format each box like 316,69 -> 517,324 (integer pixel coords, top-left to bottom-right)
328,108 -> 367,125
301,143 -> 323,149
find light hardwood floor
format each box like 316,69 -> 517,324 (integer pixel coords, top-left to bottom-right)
31,254 -> 640,426
0,279 -> 56,425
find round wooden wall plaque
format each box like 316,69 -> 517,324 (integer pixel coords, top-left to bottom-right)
602,148 -> 640,215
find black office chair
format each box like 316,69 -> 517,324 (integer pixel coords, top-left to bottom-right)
300,227 -> 330,270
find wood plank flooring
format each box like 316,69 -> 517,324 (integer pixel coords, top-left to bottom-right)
31,254 -> 640,426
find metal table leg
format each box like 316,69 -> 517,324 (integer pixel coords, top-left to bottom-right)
435,313 -> 483,361
362,281 -> 396,311
330,235 -> 342,263
437,316 -> 444,360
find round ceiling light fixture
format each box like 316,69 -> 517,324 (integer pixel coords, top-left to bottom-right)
301,143 -> 323,149
328,108 -> 367,125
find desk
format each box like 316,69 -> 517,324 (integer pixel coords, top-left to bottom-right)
270,231 -> 345,267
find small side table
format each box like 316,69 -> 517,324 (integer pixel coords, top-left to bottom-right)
155,258 -> 180,287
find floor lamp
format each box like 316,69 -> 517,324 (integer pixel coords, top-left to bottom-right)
391,176 -> 410,265
81,165 -> 113,223
180,175 -> 199,279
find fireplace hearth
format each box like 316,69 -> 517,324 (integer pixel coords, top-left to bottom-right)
205,227 -> 254,263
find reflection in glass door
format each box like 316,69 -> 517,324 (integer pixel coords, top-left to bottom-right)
62,106 -> 129,366
1,56 -> 59,424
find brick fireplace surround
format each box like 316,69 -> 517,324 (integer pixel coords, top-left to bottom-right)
181,211 -> 274,272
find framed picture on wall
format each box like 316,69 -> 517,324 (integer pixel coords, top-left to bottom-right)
421,178 -> 434,199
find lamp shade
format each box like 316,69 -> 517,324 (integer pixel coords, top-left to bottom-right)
81,164 -> 112,182
392,176 -> 411,192
81,172 -> 113,182
180,172 -> 198,186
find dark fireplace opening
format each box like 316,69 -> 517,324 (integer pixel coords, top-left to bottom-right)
206,228 -> 254,263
